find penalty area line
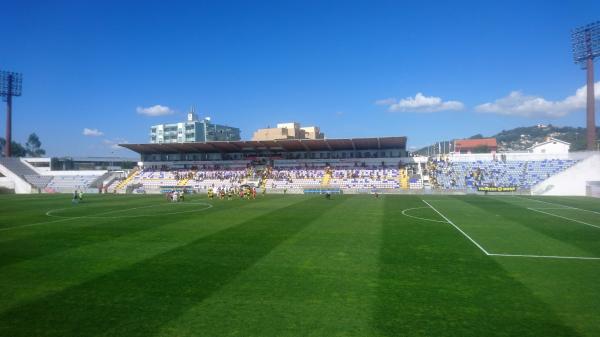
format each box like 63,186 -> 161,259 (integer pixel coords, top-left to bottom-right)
489,253 -> 600,260
422,199 -> 491,256
515,196 -> 600,215
421,198 -> 600,261
527,208 -> 600,230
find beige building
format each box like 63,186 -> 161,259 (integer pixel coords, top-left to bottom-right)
252,122 -> 324,141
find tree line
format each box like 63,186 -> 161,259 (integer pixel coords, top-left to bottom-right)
0,133 -> 46,157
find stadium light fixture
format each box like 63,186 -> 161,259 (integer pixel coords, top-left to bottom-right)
0,71 -> 22,157
571,21 -> 600,151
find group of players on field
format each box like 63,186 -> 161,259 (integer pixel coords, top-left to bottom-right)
71,189 -> 84,204
208,186 -> 258,200
165,190 -> 185,202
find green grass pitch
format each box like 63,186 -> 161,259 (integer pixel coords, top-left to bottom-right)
0,193 -> 599,336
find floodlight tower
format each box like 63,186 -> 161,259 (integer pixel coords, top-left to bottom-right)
0,71 -> 22,157
572,22 -> 600,150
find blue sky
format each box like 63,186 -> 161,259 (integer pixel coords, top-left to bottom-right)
1,0 -> 599,156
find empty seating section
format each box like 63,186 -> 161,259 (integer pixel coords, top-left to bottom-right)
0,158 -> 39,177
0,158 -> 49,188
1,158 -> 103,191
428,158 -> 578,190
409,175 -> 423,189
45,175 -> 103,193
329,169 -> 401,189
105,179 -> 121,193
24,175 -> 53,189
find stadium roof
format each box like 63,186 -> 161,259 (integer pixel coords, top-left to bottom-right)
119,137 -> 407,154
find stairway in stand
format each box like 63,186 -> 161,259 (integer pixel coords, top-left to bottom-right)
116,170 -> 139,191
399,169 -> 409,190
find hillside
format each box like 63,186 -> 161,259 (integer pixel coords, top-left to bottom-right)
415,124 -> 600,154
492,124 -> 599,151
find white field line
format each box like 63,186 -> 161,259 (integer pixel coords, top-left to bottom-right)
423,199 -> 600,261
416,199 -> 455,201
489,253 -> 600,260
527,207 -> 600,230
515,196 -> 600,215
401,207 -> 447,223
422,199 -> 491,255
0,217 -> 79,232
0,202 -> 213,231
46,202 -> 212,218
531,207 -> 574,210
0,202 -> 140,232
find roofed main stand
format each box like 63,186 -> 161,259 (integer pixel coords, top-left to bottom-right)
120,137 -> 407,154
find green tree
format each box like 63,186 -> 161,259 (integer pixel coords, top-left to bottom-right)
10,141 -> 28,157
0,138 -> 27,157
25,133 -> 46,157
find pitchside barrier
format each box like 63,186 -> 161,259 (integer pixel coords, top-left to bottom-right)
160,186 -> 194,194
117,184 -> 530,196
322,188 -> 530,196
303,188 -> 343,195
587,181 -> 600,198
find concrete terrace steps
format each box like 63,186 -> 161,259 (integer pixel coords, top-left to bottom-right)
0,158 -> 39,177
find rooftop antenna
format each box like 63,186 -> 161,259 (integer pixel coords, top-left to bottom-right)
0,71 -> 23,157
572,21 -> 600,150
188,105 -> 198,122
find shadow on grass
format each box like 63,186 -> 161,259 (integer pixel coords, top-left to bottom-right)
0,198 -> 241,268
0,196 -> 330,337
459,195 -> 600,257
374,196 -> 580,337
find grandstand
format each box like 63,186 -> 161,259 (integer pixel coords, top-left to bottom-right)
114,137 -> 600,196
44,174 -> 105,193
428,158 -> 579,190
1,136 -> 598,197
0,157 -> 111,193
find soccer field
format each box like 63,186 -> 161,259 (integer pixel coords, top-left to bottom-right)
0,194 -> 599,336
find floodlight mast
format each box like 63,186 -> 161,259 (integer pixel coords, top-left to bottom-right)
572,22 -> 600,151
0,71 -> 23,157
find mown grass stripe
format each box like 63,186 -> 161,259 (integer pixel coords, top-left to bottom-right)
0,196 -> 330,337
0,196 -> 303,313
156,195 -> 385,336
375,195 -> 578,337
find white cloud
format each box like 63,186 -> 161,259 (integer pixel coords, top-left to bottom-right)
136,105 -> 174,116
103,138 -> 129,150
375,98 -> 397,106
82,128 -> 104,136
376,93 -> 464,113
475,82 -> 600,118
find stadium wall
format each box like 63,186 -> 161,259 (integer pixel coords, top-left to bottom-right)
0,164 -> 32,194
41,170 -> 107,176
444,152 -> 581,162
0,177 -> 15,191
531,153 -> 600,196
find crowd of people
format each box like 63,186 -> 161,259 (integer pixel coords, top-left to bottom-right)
116,162 -> 424,193
207,186 -> 258,200
426,156 -> 576,190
